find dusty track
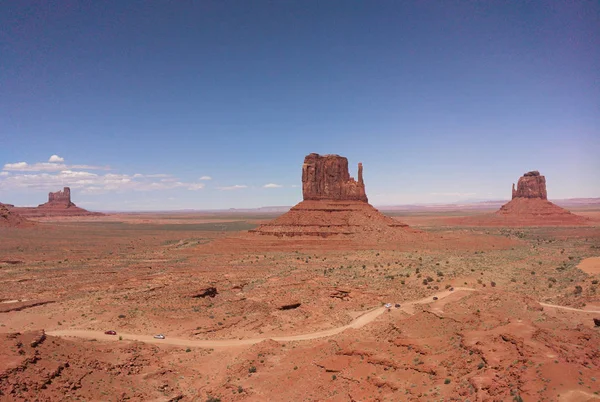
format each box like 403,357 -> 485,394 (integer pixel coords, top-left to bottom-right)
47,288 -> 600,349
539,302 -> 600,313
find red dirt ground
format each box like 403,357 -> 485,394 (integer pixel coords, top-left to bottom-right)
1,211 -> 599,401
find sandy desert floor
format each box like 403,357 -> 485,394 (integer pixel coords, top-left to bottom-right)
1,208 -> 600,401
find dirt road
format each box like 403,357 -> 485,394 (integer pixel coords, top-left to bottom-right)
47,287 -> 600,349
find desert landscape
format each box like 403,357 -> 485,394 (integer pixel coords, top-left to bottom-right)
3,2 -> 599,401
1,154 -> 599,402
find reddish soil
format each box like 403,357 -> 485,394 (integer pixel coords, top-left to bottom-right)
578,257 -> 600,275
1,211 -> 599,401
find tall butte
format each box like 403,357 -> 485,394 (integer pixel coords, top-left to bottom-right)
251,153 -> 409,237
496,171 -> 587,225
41,187 -> 76,208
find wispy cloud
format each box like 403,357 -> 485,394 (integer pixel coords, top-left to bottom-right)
218,184 -> 248,191
48,154 -> 65,163
3,161 -> 109,172
263,183 -> 283,188
199,176 -> 212,181
0,157 -> 206,194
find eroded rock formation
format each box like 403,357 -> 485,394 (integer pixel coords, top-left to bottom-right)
0,203 -> 31,228
494,171 -> 586,225
251,153 -> 413,238
511,171 -> 547,200
302,154 -> 367,202
40,187 -> 75,208
9,187 -> 103,217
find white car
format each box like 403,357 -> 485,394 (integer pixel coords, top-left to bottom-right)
153,334 -> 165,339
384,303 -> 393,309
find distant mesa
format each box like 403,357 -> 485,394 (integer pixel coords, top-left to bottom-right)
0,203 -> 32,228
8,187 -> 103,218
40,187 -> 76,208
250,153 -> 411,238
496,171 -> 586,224
450,170 -> 588,226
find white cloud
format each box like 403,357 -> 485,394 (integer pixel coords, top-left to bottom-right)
59,170 -> 98,178
218,184 -> 248,191
291,184 -> 300,188
3,161 -> 109,172
199,176 -> 212,181
48,155 -> 65,163
0,171 -> 207,194
263,183 -> 282,188
4,162 -> 28,170
0,157 -> 206,195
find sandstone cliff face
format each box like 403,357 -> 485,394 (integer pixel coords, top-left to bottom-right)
302,154 -> 368,202
511,171 -> 547,200
41,187 -> 75,208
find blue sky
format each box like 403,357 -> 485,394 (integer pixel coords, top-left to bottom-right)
1,1 -> 599,210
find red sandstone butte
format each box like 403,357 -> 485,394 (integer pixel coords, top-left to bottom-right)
444,170 -> 588,227
251,153 -> 411,238
9,187 -> 103,218
302,153 -> 368,202
511,171 -> 547,200
492,171 -> 587,225
40,187 -> 76,208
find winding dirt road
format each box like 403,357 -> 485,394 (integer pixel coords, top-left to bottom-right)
47,287 -> 600,349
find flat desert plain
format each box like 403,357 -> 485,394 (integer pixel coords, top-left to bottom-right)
1,207 -> 600,401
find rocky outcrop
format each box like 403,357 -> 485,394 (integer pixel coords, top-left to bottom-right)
511,171 -> 547,200
0,203 -> 31,228
251,153 -> 413,238
9,187 -> 103,217
302,154 -> 367,202
492,171 -> 586,225
447,171 -> 588,226
39,187 -> 75,208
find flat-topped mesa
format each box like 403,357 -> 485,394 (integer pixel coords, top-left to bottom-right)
511,171 -> 547,200
41,187 -> 75,208
302,153 -> 368,202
